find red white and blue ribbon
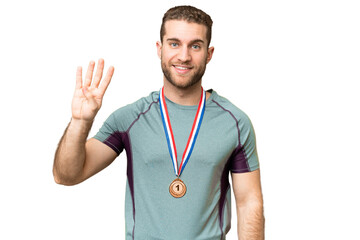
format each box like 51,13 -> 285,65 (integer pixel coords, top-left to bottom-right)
159,87 -> 206,177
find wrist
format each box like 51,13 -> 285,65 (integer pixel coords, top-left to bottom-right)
69,118 -> 94,135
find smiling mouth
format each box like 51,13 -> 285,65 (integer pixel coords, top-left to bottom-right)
173,65 -> 193,70
172,65 -> 194,74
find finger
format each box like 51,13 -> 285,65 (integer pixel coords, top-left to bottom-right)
84,60 -> 95,87
76,66 -> 82,89
98,66 -> 114,95
93,58 -> 104,88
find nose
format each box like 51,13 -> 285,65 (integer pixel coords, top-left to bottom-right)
177,46 -> 192,63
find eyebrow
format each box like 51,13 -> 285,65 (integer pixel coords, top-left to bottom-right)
166,38 -> 205,45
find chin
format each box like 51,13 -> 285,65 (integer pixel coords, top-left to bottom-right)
161,62 -> 205,90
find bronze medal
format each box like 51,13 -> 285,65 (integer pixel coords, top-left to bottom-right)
169,178 -> 186,198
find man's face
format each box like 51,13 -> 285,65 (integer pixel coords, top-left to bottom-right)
157,20 -> 214,89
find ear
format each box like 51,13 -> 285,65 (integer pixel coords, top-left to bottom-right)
206,46 -> 215,64
156,41 -> 162,59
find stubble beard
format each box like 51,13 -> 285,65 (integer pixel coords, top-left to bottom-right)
161,58 -> 207,90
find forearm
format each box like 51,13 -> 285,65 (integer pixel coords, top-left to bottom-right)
237,201 -> 265,240
53,118 -> 93,185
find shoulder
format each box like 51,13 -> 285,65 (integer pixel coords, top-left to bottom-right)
108,91 -> 159,131
209,90 -> 252,126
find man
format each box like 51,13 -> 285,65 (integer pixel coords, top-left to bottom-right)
53,5 -> 264,240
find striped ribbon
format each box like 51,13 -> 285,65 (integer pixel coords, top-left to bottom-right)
159,87 -> 206,177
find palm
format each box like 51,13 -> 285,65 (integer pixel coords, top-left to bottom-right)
72,59 -> 114,121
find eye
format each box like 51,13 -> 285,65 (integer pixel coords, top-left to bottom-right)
192,44 -> 200,50
170,42 -> 179,48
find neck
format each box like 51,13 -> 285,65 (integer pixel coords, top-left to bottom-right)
163,80 -> 204,106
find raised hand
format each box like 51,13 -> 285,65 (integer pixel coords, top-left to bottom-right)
72,59 -> 114,122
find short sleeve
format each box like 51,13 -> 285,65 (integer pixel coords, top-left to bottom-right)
93,113 -> 125,155
229,115 -> 259,173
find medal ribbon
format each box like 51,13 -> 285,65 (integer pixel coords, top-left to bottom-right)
159,87 -> 206,177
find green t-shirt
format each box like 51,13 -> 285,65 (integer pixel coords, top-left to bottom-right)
94,89 -> 259,240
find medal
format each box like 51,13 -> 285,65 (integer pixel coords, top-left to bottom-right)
159,87 -> 206,198
169,178 -> 187,198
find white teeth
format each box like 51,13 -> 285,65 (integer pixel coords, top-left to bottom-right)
175,66 -> 189,70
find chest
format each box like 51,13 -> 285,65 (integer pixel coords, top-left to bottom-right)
128,108 -> 238,171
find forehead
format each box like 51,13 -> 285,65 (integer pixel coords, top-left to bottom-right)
164,20 -> 207,43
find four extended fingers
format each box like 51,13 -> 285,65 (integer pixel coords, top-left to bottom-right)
77,59 -> 114,92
